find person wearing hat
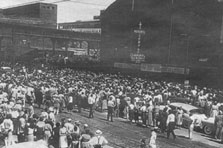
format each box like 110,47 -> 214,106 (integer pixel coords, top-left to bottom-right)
67,95 -> 73,113
14,100 -> 22,111
74,120 -> 81,135
64,118 -> 74,147
88,130 -> 108,148
53,95 -> 61,115
52,122 -> 60,148
214,110 -> 223,140
17,115 -> 28,143
36,116 -> 46,140
78,124 -> 93,148
107,96 -> 115,122
48,107 -> 55,123
88,92 -> 96,118
149,127 -> 158,148
166,110 -> 176,139
1,114 -> 14,146
80,124 -> 94,138
34,87 -> 44,109
41,109 -> 49,122
59,120 -> 68,148
44,119 -> 53,145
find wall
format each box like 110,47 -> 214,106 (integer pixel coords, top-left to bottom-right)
101,0 -> 223,68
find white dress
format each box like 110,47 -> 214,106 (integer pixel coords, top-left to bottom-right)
59,127 -> 68,148
149,131 -> 157,148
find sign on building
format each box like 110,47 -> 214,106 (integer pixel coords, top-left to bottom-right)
68,48 -> 88,56
89,49 -> 100,61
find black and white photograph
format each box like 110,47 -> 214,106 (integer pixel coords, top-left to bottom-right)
0,0 -> 223,148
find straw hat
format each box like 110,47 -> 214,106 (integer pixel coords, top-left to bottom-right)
95,130 -> 102,136
17,100 -> 22,104
84,124 -> 88,128
75,120 -> 81,125
49,107 -> 54,112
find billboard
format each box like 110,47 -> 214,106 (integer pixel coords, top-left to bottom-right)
141,64 -> 162,72
114,62 -> 140,70
68,48 -> 88,56
71,28 -> 101,34
114,63 -> 190,75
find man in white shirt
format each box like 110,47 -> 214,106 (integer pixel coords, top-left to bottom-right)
89,130 -> 108,147
107,97 -> 115,122
140,103 -> 147,125
88,93 -> 95,118
129,102 -> 135,122
64,118 -> 74,147
1,114 -> 14,146
166,110 -> 176,139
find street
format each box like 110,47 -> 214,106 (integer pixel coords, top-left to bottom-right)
54,108 -> 223,148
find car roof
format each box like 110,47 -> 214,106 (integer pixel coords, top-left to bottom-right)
1,67 -> 11,70
170,102 -> 199,112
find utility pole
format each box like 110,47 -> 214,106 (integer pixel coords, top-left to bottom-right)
130,22 -> 145,63
132,0 -> 135,11
168,0 -> 174,65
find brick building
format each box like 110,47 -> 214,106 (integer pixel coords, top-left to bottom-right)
0,2 -> 100,63
2,2 -> 57,28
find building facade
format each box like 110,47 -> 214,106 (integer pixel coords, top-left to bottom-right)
2,2 -> 57,28
0,2 -> 100,63
101,0 -> 223,69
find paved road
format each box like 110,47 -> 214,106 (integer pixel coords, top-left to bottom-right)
54,108 -> 223,148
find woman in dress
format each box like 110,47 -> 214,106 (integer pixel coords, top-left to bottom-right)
59,122 -> 68,148
147,104 -> 153,127
176,107 -> 183,128
149,128 -> 157,148
26,122 -> 35,142
211,101 -> 219,118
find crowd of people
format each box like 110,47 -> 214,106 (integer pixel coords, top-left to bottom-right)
0,61 -> 223,148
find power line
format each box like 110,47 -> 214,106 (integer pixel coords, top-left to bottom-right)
49,0 -> 107,6
68,0 -> 106,6
1,0 -> 107,9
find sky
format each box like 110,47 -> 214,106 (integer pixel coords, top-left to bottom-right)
0,0 -> 116,23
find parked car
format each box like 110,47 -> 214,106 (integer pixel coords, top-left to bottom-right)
169,102 -> 207,129
201,117 -> 215,135
200,103 -> 223,135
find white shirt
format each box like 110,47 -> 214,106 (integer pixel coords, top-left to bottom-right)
129,104 -> 135,110
48,112 -> 55,122
107,100 -> 115,107
64,122 -> 74,133
166,114 -> 175,125
89,136 -> 108,146
1,119 -> 13,131
140,106 -> 147,112
88,95 -> 95,105
68,96 -> 73,103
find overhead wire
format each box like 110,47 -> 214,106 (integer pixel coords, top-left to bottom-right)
1,0 -> 107,9
45,0 -> 107,6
